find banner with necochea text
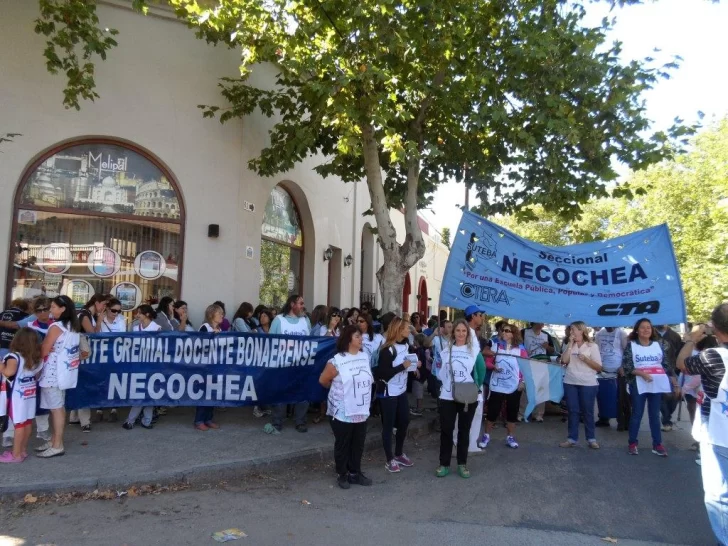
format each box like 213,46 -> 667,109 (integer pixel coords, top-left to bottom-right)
439,210 -> 686,327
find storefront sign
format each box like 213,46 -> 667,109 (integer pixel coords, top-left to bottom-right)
439,210 -> 686,326
65,332 -> 337,408
112,282 -> 142,311
62,279 -> 95,307
38,244 -> 72,275
87,246 -> 121,278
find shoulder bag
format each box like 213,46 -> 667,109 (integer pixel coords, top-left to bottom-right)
448,344 -> 478,409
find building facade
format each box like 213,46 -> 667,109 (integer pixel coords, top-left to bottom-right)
0,0 -> 450,323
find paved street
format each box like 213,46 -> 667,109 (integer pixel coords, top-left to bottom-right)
0,412 -> 714,546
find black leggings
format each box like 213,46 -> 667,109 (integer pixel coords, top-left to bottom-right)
486,390 -> 522,423
439,399 -> 476,466
380,393 -> 410,462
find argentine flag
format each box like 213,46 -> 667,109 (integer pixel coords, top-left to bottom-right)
517,357 -> 565,421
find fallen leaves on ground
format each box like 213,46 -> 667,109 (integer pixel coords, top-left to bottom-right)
16,482 -> 190,507
301,500 -> 311,505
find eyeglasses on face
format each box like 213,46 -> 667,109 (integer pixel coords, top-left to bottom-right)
502,329 -> 512,333
35,307 -> 49,312
109,308 -> 122,314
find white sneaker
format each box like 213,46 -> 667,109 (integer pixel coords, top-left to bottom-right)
37,446 -> 65,458
2,436 -> 13,448
477,433 -> 490,449
34,441 -> 52,452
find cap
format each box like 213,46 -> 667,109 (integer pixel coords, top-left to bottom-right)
464,305 -> 487,317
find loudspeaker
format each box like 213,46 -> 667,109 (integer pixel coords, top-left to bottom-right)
208,224 -> 220,238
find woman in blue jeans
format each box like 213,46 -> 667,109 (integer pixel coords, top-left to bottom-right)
560,321 -> 603,449
621,318 -> 678,457
194,304 -> 224,431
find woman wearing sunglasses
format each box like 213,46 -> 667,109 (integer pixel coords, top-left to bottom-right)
480,324 -> 527,449
95,298 -> 126,423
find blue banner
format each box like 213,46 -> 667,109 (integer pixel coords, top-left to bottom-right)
65,332 -> 337,409
440,211 -> 686,327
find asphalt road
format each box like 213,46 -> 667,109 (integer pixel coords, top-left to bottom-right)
0,419 -> 714,546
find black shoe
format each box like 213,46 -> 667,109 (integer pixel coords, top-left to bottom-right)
348,472 -> 372,486
296,424 -> 308,433
595,420 -> 610,428
81,425 -> 91,433
337,474 -> 351,489
122,422 -> 133,430
109,410 -> 119,423
140,422 -> 154,430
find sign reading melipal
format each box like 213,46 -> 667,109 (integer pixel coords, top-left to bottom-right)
65,332 -> 337,409
439,211 -> 686,327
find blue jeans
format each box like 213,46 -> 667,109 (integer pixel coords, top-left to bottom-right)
194,406 -> 215,426
628,387 -> 662,447
702,442 -> 728,546
564,383 -> 598,443
661,394 -> 678,426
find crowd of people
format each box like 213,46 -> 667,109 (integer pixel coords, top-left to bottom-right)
1,293 -> 727,545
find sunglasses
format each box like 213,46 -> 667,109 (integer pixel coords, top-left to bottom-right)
109,309 -> 122,314
332,313 -> 341,318
502,329 -> 512,333
35,307 -> 49,312
357,318 -> 366,323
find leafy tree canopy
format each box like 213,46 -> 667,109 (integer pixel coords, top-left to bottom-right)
494,118 -> 728,322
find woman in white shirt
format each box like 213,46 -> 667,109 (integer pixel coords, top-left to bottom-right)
122,305 -> 161,430
319,325 -> 374,489
560,321 -> 603,449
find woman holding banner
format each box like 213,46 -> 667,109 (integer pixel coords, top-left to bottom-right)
319,325 -> 374,489
122,305 -> 161,430
622,318 -> 678,457
480,324 -> 526,449
560,322 -> 603,449
194,304 -> 224,431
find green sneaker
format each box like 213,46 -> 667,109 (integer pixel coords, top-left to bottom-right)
435,465 -> 450,478
457,465 -> 471,479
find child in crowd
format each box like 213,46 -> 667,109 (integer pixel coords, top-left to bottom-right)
410,333 -> 433,416
0,328 -> 43,463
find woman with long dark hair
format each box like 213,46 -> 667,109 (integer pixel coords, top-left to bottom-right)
621,318 -> 677,457
155,296 -> 176,331
310,305 -> 329,336
319,325 -> 374,489
37,296 -> 80,458
73,293 -> 109,431
173,300 -> 194,331
232,302 -> 257,333
257,309 -> 273,334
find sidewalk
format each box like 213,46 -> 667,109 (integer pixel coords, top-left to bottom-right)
0,398 -> 436,498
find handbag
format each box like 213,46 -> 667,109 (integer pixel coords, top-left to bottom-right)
448,344 -> 479,409
79,333 -> 91,360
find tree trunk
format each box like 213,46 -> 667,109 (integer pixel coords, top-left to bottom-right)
361,124 -> 427,316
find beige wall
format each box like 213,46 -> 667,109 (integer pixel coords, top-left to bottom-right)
0,0 -> 449,322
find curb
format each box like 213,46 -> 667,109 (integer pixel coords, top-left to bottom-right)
0,415 -> 436,500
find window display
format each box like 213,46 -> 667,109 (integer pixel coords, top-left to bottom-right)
8,140 -> 184,313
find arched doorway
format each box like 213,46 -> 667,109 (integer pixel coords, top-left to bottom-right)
418,276 -> 428,317
260,185 -> 305,309
7,139 -> 185,315
402,273 -> 411,314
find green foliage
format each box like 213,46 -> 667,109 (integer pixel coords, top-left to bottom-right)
258,240 -> 292,309
440,226 -> 451,249
36,0 -> 695,216
34,0 -> 120,110
492,119 -> 728,322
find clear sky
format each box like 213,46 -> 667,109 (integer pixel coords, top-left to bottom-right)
422,0 -> 728,240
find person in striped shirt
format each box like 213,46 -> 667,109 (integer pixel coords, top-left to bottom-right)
680,303 -> 728,546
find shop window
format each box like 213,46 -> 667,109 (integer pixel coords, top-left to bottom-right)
259,186 -> 303,308
8,140 -> 184,313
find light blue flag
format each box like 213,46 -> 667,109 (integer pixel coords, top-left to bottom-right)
439,210 -> 687,327
517,357 -> 565,421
